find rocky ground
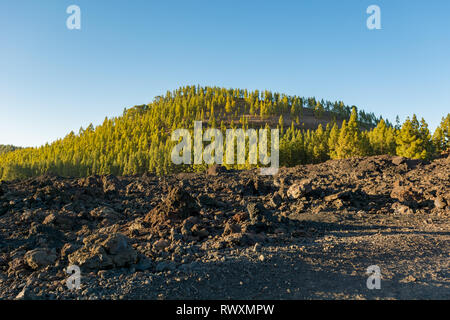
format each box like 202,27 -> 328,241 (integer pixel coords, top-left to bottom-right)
0,155 -> 449,300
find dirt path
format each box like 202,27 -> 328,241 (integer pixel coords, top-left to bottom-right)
115,213 -> 449,300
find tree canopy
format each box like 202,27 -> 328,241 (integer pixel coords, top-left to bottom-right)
0,86 -> 447,180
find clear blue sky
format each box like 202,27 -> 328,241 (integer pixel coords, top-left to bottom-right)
1,0 -> 449,147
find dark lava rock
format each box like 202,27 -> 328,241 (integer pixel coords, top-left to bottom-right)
207,164 -> 227,176
391,157 -> 421,169
223,222 -> 242,236
24,248 -> 57,270
68,233 -> 137,271
42,213 -> 75,230
390,180 -> 422,206
144,187 -> 200,226
246,203 -> 277,233
197,194 -> 225,207
269,193 -> 282,207
392,156 -> 407,166
287,179 -> 313,199
102,175 -> 122,194
434,196 -> 447,209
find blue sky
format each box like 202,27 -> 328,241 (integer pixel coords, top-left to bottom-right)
1,0 -> 449,147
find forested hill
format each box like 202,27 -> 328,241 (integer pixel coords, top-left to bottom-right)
0,145 -> 21,155
0,86 -> 448,181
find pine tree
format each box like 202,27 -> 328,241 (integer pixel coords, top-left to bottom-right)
432,114 -> 450,152
396,115 -> 431,160
278,115 -> 284,134
328,123 -> 340,159
368,118 -> 396,155
332,108 -> 364,159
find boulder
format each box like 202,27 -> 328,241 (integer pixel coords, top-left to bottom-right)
15,286 -> 34,300
153,239 -> 170,251
391,156 -> 421,169
287,179 -> 313,199
101,175 -> 121,194
392,202 -> 413,215
207,164 -> 227,176
144,187 -> 200,225
434,196 -> 447,209
232,212 -> 248,223
269,193 -> 282,207
24,248 -> 57,270
246,203 -> 276,233
68,233 -> 137,271
390,180 -> 422,205
391,156 -> 406,166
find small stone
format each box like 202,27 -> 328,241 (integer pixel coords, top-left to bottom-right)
223,222 -> 241,236
258,254 -> 265,262
135,257 -> 153,271
153,239 -> 170,251
400,275 -> 417,283
434,196 -> 447,209
15,286 -> 33,300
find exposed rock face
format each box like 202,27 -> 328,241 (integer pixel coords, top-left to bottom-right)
68,233 -> 137,271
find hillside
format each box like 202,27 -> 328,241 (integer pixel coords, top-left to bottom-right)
0,86 -> 381,180
0,145 -> 20,155
0,85 -> 448,181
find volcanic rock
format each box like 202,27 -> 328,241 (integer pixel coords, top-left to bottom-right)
207,164 -> 227,176
287,179 -> 313,199
24,248 -> 57,270
153,239 -> 170,251
390,180 -> 422,205
68,233 -> 137,271
434,196 -> 447,209
223,222 -> 241,236
144,187 -> 200,226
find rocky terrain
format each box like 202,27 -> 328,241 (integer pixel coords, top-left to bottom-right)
0,155 -> 448,300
